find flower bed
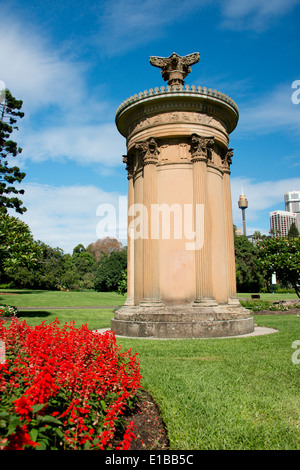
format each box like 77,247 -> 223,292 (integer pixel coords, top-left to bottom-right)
0,318 -> 141,450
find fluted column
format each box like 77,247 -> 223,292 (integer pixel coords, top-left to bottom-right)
190,134 -> 217,306
137,138 -> 163,307
123,155 -> 135,306
222,149 -> 238,302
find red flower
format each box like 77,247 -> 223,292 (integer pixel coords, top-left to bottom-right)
5,425 -> 40,450
0,319 -> 141,450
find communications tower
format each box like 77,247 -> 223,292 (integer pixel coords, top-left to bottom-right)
238,193 -> 248,236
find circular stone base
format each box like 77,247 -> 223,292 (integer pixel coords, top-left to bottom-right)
111,304 -> 254,339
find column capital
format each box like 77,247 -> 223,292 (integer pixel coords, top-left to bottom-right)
221,148 -> 233,173
135,137 -> 160,165
122,154 -> 134,179
190,133 -> 214,163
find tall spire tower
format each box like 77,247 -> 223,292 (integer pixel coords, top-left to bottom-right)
238,192 -> 248,236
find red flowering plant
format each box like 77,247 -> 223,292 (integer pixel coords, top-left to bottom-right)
0,318 -> 141,450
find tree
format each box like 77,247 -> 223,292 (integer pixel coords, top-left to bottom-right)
72,244 -> 86,254
0,89 -> 26,214
6,241 -> 66,290
86,237 -> 123,261
62,249 -> 96,290
234,232 -> 263,292
117,269 -> 127,296
0,214 -> 39,281
94,248 -> 127,292
257,237 -> 300,298
288,222 -> 299,239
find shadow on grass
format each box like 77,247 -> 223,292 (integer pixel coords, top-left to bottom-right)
18,310 -> 51,318
0,290 -> 47,295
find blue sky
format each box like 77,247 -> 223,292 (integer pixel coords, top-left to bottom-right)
1,0 -> 300,253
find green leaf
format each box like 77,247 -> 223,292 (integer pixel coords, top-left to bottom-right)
36,440 -> 47,450
7,415 -> 21,435
32,403 -> 47,414
29,428 -> 38,442
100,400 -> 107,411
54,427 -> 64,439
37,414 -> 62,425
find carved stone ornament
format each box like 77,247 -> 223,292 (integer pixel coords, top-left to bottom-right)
122,154 -> 134,178
222,148 -> 233,170
135,137 -> 160,165
149,52 -> 200,88
190,133 -> 214,162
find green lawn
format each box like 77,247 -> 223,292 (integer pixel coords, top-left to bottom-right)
118,315 -> 300,450
237,292 -> 298,302
1,289 -> 299,450
0,288 -> 124,307
0,289 -> 125,330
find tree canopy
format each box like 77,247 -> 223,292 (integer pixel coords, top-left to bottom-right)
0,89 -> 26,214
288,222 -> 299,239
257,236 -> 300,298
4,235 -> 127,292
94,249 -> 127,292
86,237 -> 123,261
0,214 -> 39,280
234,232 -> 263,292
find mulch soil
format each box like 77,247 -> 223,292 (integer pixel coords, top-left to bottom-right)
113,389 -> 170,450
254,308 -> 300,315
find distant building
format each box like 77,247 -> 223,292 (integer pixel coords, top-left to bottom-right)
270,210 -> 297,237
284,191 -> 300,213
284,191 -> 300,231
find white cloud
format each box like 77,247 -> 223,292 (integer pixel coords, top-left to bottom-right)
0,18 -> 87,112
219,0 -> 300,30
16,183 -> 128,253
21,123 -> 125,166
0,11 -> 123,167
95,0 -> 211,55
237,83 -> 300,136
95,0 -> 300,55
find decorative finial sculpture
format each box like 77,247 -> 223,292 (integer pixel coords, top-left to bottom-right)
149,52 -> 200,88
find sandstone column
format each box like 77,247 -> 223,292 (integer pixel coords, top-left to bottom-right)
222,149 -> 239,302
136,138 -> 163,307
190,134 -> 217,307
123,155 -> 135,306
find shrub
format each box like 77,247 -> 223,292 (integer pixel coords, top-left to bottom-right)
0,319 -> 141,450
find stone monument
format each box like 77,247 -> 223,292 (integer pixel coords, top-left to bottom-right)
111,52 -> 254,338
